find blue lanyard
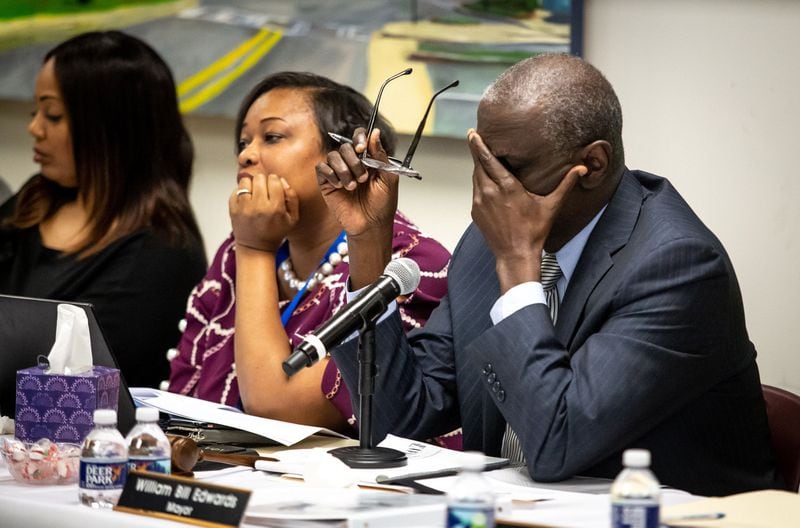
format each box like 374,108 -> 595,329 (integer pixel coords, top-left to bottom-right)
276,231 -> 346,327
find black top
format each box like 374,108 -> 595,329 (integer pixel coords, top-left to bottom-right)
0,195 -> 207,388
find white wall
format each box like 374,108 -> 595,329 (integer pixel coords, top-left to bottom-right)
581,0 -> 800,393
1,0 -> 798,393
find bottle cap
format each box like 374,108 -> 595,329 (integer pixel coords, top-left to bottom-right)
93,409 -> 117,425
461,451 -> 486,471
622,448 -> 651,468
135,406 -> 160,423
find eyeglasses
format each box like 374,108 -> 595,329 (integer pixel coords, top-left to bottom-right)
330,68 -> 459,181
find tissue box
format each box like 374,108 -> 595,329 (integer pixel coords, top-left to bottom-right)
14,366 -> 120,443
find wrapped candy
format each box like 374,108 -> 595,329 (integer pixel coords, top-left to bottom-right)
1,437 -> 80,485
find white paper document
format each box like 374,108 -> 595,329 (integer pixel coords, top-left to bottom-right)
244,487 -> 445,528
254,434 -> 508,485
130,388 -> 346,446
420,471 -> 613,528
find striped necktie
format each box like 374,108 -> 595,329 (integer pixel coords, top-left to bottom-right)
500,252 -> 562,463
540,252 -> 562,325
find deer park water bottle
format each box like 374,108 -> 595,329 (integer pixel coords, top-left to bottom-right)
446,451 -> 496,528
611,448 -> 660,528
126,406 -> 171,475
79,409 -> 128,508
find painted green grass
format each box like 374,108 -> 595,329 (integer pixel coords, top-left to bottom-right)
430,14 -> 484,25
415,41 -> 539,65
0,0 -> 175,21
464,0 -> 542,19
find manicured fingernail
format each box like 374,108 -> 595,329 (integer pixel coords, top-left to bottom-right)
280,177 -> 289,189
346,181 -> 357,190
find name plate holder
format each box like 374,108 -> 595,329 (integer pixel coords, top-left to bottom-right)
115,470 -> 251,528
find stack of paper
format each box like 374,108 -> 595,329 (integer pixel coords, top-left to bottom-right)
131,388 -> 346,446
254,434 -> 508,486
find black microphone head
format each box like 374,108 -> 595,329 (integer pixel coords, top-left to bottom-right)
384,258 -> 420,295
283,345 -> 312,376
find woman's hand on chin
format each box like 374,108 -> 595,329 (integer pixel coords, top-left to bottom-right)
229,172 -> 299,252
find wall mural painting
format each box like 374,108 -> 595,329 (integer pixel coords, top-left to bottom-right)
0,1 -> 582,138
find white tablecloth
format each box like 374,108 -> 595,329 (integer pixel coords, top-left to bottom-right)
0,442 -> 701,528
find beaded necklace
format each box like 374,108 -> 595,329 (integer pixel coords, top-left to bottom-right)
275,231 -> 347,327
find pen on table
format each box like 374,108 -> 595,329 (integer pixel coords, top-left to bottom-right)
327,132 -> 405,166
661,512 -> 726,523
279,474 -> 415,494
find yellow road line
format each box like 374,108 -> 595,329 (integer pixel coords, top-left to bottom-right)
178,29 -> 283,113
177,28 -> 271,98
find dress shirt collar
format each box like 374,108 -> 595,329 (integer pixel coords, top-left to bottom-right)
554,205 -> 607,287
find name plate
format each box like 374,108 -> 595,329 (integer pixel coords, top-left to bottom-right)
115,470 -> 251,528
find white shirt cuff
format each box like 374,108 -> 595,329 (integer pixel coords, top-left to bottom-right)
489,281 -> 546,325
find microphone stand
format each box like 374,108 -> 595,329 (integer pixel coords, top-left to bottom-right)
329,320 -> 407,468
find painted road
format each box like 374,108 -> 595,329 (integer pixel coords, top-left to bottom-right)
0,0 -> 569,136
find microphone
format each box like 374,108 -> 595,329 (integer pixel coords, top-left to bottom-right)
282,257 -> 420,377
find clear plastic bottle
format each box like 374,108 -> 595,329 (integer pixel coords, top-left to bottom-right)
611,449 -> 661,528
126,406 -> 171,475
446,451 -> 495,528
79,409 -> 129,508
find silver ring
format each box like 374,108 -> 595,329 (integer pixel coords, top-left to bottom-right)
236,188 -> 252,196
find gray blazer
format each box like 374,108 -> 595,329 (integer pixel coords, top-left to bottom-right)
331,170 -> 781,496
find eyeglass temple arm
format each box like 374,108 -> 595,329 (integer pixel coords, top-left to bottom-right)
402,80 -> 460,168
363,68 -> 413,157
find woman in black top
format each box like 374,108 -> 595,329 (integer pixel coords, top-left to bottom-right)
0,31 -> 207,388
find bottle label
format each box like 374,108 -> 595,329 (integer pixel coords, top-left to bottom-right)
447,504 -> 495,528
128,457 -> 171,475
79,459 -> 128,490
612,502 -> 659,528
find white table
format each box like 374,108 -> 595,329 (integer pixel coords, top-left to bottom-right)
0,438 -> 700,528
0,468 -> 188,527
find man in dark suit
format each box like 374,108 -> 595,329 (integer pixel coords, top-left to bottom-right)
316,54 -> 781,496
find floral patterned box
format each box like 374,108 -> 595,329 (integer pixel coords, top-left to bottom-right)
14,366 -> 120,443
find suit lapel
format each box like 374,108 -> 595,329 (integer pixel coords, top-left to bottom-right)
556,170 -> 645,349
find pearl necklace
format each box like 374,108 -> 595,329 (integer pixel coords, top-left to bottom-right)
279,240 -> 348,291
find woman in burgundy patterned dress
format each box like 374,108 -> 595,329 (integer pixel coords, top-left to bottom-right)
168,72 -> 460,448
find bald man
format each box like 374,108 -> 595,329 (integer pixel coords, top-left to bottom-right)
316,54 -> 781,496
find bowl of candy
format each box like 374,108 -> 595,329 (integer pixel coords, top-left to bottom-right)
1,437 -> 80,485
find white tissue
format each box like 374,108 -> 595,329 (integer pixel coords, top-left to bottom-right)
0,416 -> 14,435
302,449 -> 357,488
47,304 -> 93,375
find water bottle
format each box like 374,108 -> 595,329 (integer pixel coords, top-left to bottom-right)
79,409 -> 128,508
126,406 -> 171,474
611,449 -> 660,528
446,451 -> 495,528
